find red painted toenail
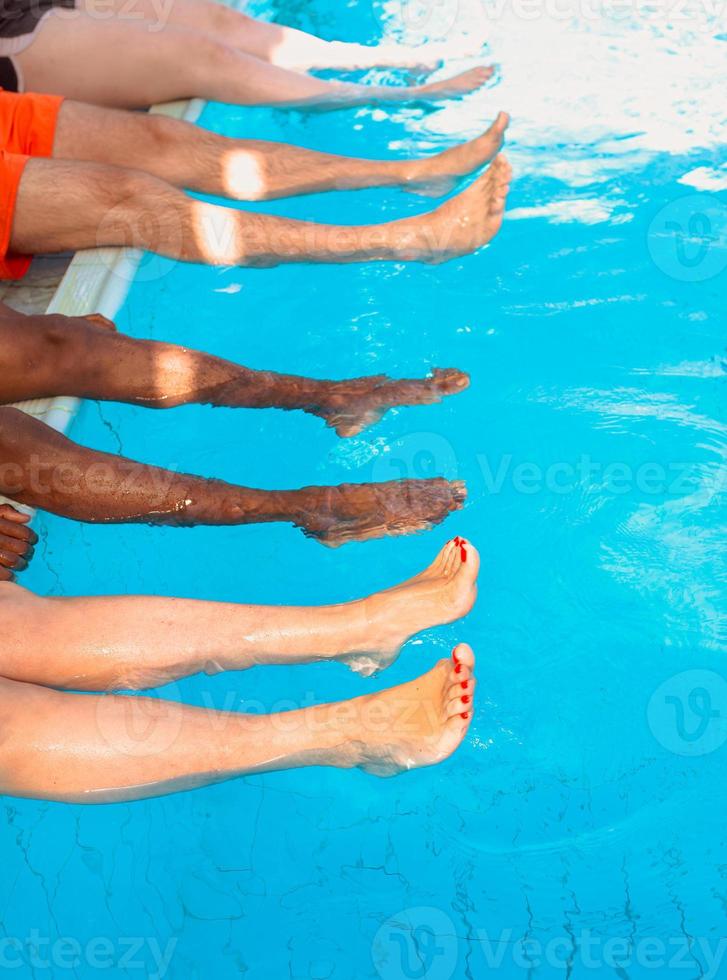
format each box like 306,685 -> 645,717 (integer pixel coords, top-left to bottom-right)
461,712 -> 469,720
455,664 -> 462,673
461,680 -> 468,689
460,546 -> 467,563
462,695 -> 471,704
452,649 -> 459,663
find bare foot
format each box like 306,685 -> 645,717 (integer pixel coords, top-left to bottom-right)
337,643 -> 476,776
340,537 -> 479,675
391,154 -> 512,263
0,503 -> 36,581
298,478 -> 467,546
310,368 -> 470,437
403,111 -> 510,197
410,65 -> 494,101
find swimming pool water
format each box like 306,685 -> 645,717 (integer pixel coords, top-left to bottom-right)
6,0 -> 727,976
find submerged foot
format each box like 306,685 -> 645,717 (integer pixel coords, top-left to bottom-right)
340,537 -> 479,676
310,367 -> 469,437
403,111 -> 510,197
393,154 -> 512,263
299,478 -> 467,546
410,65 -> 494,101
338,643 -> 477,776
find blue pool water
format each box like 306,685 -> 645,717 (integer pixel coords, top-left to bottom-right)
6,0 -> 727,976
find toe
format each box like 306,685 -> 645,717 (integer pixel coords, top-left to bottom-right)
447,675 -> 476,712
446,713 -> 471,736
446,683 -> 475,719
433,538 -> 457,573
442,544 -> 457,577
453,537 -> 480,577
452,642 -> 475,672
497,155 -> 513,182
495,110 -> 510,132
432,368 -> 470,394
490,192 -> 508,217
451,482 -> 467,507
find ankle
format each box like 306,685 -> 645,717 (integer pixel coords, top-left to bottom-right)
334,596 -> 381,655
303,698 -> 370,766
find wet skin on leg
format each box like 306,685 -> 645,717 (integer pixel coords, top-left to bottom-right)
0,644 -> 477,803
0,539 -> 478,688
10,155 -> 512,268
0,407 -> 466,546
0,305 -> 468,438
52,100 -> 510,203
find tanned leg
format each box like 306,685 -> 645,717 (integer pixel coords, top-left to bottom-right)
11,157 -> 511,268
0,645 -> 476,802
0,406 -> 465,545
0,539 -> 477,688
0,306 -> 468,437
53,100 -> 510,202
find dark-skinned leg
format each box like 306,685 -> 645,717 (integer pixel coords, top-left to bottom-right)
0,407 -> 465,545
0,305 -> 468,438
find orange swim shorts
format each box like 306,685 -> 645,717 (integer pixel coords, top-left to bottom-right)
0,90 -> 63,280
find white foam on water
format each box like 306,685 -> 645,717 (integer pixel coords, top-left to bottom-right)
386,0 -> 726,194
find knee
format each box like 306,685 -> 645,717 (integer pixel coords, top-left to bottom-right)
205,2 -> 252,33
81,164 -> 160,220
0,676 -> 16,743
86,165 -> 175,245
135,113 -> 183,158
189,34 -> 241,77
0,580 -> 42,615
24,314 -> 85,367
0,582 -> 44,636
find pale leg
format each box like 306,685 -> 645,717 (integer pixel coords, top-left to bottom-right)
15,11 -> 492,110
0,646 -> 476,802
0,540 -> 478,688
